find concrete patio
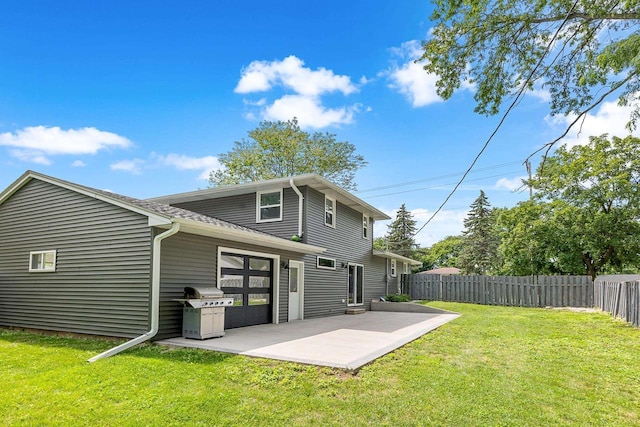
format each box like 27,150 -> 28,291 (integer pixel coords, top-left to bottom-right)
158,310 -> 459,370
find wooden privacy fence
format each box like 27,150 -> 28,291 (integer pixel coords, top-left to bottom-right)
401,274 -> 593,308
594,275 -> 640,327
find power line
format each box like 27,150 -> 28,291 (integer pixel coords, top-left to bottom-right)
362,169 -> 523,199
356,160 -> 523,194
401,1 -> 580,242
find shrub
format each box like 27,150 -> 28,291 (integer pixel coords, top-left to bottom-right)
385,294 -> 411,302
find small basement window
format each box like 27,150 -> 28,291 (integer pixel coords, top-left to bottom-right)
325,196 -> 336,228
257,189 -> 283,223
390,259 -> 397,277
29,250 -> 57,272
317,256 -> 336,270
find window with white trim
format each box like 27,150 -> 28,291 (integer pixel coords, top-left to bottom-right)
256,189 -> 283,223
362,214 -> 369,239
324,196 -> 336,228
317,256 -> 336,270
403,262 -> 409,274
29,250 -> 57,272
390,259 -> 397,277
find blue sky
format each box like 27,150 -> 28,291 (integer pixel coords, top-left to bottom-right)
0,1 -> 636,246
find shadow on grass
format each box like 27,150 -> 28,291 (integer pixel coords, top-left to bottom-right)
0,327 -> 238,366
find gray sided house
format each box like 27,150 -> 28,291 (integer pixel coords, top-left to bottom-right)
150,174 -> 421,318
0,171 -> 323,339
0,171 -> 419,341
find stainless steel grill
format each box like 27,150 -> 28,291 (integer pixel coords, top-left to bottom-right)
177,286 -> 234,339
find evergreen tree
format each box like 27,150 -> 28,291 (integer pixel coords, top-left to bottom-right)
385,204 -> 417,254
459,191 -> 500,275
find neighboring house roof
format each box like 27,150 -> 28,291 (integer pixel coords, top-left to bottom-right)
0,171 -> 325,255
372,249 -> 422,266
148,174 -> 391,221
418,267 -> 461,275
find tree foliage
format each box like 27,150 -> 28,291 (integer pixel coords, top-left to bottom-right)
459,191 -> 501,274
421,0 -> 640,136
385,204 -> 418,254
415,235 -> 464,271
209,118 -> 367,190
499,135 -> 640,278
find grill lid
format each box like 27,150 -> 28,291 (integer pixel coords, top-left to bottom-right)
184,286 -> 224,299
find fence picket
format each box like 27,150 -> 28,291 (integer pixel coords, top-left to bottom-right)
401,274 -> 594,309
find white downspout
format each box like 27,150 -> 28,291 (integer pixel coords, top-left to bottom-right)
88,222 -> 181,363
290,178 -> 304,239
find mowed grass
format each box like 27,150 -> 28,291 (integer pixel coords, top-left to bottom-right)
1,303 -> 639,426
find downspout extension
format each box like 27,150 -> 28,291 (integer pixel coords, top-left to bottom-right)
88,222 -> 181,363
290,178 -> 304,239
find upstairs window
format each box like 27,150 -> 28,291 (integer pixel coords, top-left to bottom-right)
362,215 -> 369,239
390,259 -> 397,277
257,190 -> 282,223
29,250 -> 57,272
325,196 -> 336,228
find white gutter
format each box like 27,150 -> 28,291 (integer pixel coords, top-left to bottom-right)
290,178 -> 304,238
88,222 -> 181,363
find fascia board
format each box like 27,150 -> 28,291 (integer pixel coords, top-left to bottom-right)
173,218 -> 326,254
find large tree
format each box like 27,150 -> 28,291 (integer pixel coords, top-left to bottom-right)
415,235 -> 464,271
385,204 -> 418,254
459,191 -> 501,275
209,118 -> 367,190
536,135 -> 640,278
421,0 -> 640,142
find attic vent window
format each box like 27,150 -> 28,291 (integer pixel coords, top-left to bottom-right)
29,250 -> 57,272
257,189 -> 283,223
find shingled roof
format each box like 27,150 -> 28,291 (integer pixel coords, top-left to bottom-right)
0,171 -> 325,254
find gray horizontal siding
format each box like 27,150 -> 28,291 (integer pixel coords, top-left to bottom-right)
0,179 -> 152,338
157,232 -> 217,339
173,188 -> 299,239
302,187 -> 387,318
156,232 -> 304,338
165,184 -> 389,321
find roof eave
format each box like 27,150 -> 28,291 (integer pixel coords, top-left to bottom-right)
170,218 -> 326,255
372,249 -> 422,266
148,174 -> 391,221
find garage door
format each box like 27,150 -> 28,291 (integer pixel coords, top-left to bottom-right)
219,252 -> 273,329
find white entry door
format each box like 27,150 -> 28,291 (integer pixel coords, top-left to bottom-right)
288,261 -> 304,321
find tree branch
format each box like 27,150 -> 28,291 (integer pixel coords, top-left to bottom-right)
526,71 -> 637,168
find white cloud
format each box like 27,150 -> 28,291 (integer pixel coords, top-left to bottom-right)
387,40 -> 474,108
155,153 -> 222,180
71,160 -> 86,167
264,95 -> 358,129
235,55 -> 357,97
389,60 -> 442,107
546,101 -> 640,148
110,159 -> 144,174
374,206 -> 466,248
9,149 -> 51,165
243,98 -> 267,106
0,126 -> 132,164
528,86 -> 551,102
495,176 -> 526,191
235,55 -> 360,129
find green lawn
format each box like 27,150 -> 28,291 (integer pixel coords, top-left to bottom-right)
1,303 -> 639,426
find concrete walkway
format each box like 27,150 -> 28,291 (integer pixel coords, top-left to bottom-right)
158,311 -> 459,370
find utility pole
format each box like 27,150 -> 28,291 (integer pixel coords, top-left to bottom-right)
525,160 -> 532,200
